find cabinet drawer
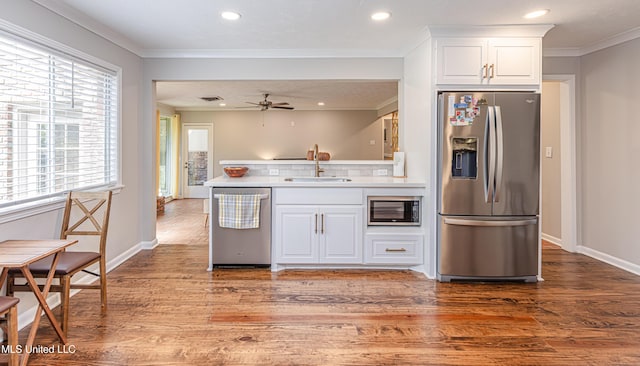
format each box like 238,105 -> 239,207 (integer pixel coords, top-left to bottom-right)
364,234 -> 423,265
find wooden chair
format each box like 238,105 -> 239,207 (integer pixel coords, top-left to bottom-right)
7,190 -> 112,337
0,296 -> 20,366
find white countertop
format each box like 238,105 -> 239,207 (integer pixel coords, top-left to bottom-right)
220,160 -> 393,166
205,175 -> 426,188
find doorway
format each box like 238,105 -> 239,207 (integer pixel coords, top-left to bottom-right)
182,123 -> 214,198
541,75 -> 577,253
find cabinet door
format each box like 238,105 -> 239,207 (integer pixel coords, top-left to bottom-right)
436,38 -> 487,85
319,206 -> 363,264
487,38 -> 540,85
274,206 -> 318,263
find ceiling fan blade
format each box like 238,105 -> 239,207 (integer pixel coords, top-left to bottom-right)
270,102 -> 290,106
245,102 -> 261,106
272,106 -> 294,110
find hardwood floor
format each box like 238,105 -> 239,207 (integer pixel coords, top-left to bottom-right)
11,199 -> 640,365
156,199 -> 208,245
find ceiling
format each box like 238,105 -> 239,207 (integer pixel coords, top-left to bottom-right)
32,0 -> 640,110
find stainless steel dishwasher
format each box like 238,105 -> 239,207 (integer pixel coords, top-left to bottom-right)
209,187 -> 271,269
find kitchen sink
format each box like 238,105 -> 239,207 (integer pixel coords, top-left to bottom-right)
284,177 -> 352,183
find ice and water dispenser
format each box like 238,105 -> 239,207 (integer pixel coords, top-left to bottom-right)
451,137 -> 477,179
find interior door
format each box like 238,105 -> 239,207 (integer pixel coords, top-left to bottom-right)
439,92 -> 494,216
182,123 -> 214,198
492,93 -> 540,216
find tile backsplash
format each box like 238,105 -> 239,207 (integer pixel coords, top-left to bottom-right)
220,160 -> 393,178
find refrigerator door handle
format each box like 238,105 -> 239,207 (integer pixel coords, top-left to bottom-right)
443,217 -> 537,227
484,106 -> 496,203
494,106 -> 504,202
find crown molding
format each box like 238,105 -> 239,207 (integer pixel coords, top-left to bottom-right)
139,48 -> 406,59
580,26 -> 640,55
32,0 -> 143,56
428,24 -> 555,38
542,48 -> 583,57
544,26 -> 640,57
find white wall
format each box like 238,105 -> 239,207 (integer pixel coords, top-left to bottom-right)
402,37 -> 433,276
579,38 -> 640,270
0,0 -> 144,325
541,81 -> 562,241
179,109 -> 382,178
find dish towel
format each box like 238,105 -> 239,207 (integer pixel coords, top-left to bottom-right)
218,194 -> 261,229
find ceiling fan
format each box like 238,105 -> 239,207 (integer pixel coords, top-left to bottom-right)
244,93 -> 294,111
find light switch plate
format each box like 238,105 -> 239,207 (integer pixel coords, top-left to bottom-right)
545,147 -> 553,158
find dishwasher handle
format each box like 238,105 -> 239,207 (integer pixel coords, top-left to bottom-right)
213,194 -> 269,200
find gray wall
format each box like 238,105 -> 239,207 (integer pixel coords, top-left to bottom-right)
178,109 -> 382,177
544,39 -> 640,270
579,38 -> 640,267
540,81 -> 562,241
0,0 -> 144,323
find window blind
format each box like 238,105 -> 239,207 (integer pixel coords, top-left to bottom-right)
0,31 -> 118,208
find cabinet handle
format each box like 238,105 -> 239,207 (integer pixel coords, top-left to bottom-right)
489,64 -> 495,78
314,213 -> 318,234
385,248 -> 407,252
321,213 -> 325,234
483,64 -> 488,79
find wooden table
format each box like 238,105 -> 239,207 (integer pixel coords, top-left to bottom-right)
0,239 -> 78,366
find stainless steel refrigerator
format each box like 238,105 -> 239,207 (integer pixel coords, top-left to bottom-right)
437,91 -> 540,282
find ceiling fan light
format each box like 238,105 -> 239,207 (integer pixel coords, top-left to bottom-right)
523,9 -> 549,19
371,11 -> 391,21
221,11 -> 241,20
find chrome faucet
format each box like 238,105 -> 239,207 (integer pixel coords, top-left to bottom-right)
313,144 -> 324,177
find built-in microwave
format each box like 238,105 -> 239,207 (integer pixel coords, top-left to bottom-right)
367,196 -> 421,226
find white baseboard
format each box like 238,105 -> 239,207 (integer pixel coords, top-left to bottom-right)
16,241 -> 144,331
107,243 -> 142,272
578,245 -> 640,277
541,233 -> 562,246
140,238 -> 158,250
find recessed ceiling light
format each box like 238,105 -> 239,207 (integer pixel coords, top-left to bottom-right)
371,11 -> 391,21
219,103 -> 226,107
523,9 -> 549,19
221,11 -> 241,20
317,102 -> 325,106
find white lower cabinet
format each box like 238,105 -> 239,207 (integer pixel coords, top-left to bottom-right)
275,205 -> 363,264
273,187 -> 425,268
364,233 -> 423,265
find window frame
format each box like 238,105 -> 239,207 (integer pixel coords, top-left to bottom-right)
0,20 -> 123,224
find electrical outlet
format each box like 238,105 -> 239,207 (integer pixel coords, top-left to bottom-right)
269,169 -> 279,176
375,169 -> 388,176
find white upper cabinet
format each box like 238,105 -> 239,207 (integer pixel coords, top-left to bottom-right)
436,38 -> 541,86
